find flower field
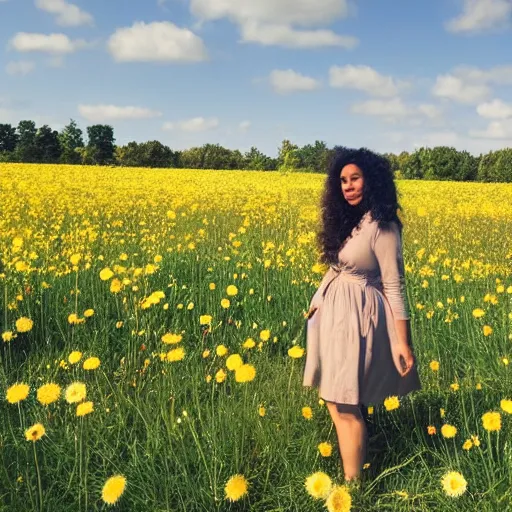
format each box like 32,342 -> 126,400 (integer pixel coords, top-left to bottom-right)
1,163 -> 512,511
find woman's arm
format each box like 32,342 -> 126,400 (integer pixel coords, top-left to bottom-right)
373,221 -> 412,347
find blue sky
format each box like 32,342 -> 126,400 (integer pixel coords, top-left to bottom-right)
0,0 -> 511,157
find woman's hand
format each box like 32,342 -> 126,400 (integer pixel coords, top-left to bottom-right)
391,341 -> 415,377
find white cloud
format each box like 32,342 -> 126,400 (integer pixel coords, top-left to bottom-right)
9,32 -> 87,54
417,103 -> 443,119
78,104 -> 163,122
329,65 -> 408,97
469,120 -> 512,138
452,64 -> 512,85
190,0 -> 351,27
108,21 -> 208,63
445,0 -> 512,33
269,69 -> 321,94
431,74 -> 490,104
240,22 -> 357,48
6,61 -> 35,76
476,99 -> 512,119
162,117 -> 219,132
351,98 -> 410,120
414,131 -> 461,148
239,120 -> 251,132
350,98 -> 444,124
35,0 -> 94,27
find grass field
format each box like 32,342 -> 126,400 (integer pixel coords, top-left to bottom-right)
1,163 -> 512,511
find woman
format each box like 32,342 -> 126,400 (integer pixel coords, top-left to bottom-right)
302,146 -> 422,485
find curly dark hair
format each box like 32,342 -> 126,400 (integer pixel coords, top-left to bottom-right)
317,146 -> 405,266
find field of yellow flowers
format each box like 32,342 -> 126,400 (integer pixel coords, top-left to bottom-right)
1,162 -> 512,511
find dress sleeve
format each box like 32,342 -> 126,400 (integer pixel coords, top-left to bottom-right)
372,222 -> 410,320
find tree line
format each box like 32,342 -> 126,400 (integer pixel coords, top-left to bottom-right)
1,119 -> 511,182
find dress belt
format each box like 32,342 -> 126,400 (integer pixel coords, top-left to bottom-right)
321,264 -> 384,338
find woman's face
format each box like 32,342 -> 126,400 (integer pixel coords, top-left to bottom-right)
340,163 -> 364,206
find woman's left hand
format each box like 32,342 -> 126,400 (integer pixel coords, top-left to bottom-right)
391,342 -> 415,377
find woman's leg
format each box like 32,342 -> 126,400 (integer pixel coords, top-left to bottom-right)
326,401 -> 367,481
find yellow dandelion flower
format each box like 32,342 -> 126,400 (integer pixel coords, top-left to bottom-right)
161,333 -> 182,344
25,423 -> 46,442
83,357 -> 101,370
462,439 -> 473,451
6,383 -> 30,404
216,345 -> 228,357
259,329 -> 270,342
243,338 -> 256,349
441,470 -> 467,498
2,330 -> 15,342
101,475 -> 127,505
202,349 -> 210,358
450,383 -> 459,391
226,285 -> 238,296
482,411 -> 501,432
15,317 -> 33,333
215,369 -> 227,383
209,283 -> 216,290
220,298 -> 230,309
441,424 -> 457,438
110,278 -> 122,293
36,383 -> 61,405
429,360 -> 440,371
70,254 -> 81,265
384,396 -> 400,411
318,442 -> 332,457
472,308 -> 485,318
99,268 -> 114,281
305,471 -> 332,500
224,474 -> 248,502
471,435 -> 480,446
76,401 -> 94,417
235,364 -> 256,383
226,354 -> 243,371
367,405 -> 374,415
68,351 -> 82,364
483,325 -> 493,336
258,406 -> 266,417
427,425 -> 437,435
288,346 -> 304,359
325,485 -> 352,512
500,399 -> 512,414
302,406 -> 313,420
84,309 -> 94,318
65,382 -> 86,403
200,314 -> 212,325
166,347 -> 185,362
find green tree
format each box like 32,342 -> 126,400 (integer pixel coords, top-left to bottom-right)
116,140 -> 178,168
243,147 -> 275,170
401,148 -> 425,179
296,140 -> 331,172
178,147 -> 204,168
59,119 -> 84,164
0,123 -> 18,153
478,148 -> 512,182
35,125 -> 61,163
15,120 -> 38,162
86,124 -> 115,165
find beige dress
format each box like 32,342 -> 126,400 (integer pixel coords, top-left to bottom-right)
302,211 -> 422,406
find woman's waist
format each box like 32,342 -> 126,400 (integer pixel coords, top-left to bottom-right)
327,264 -> 382,289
